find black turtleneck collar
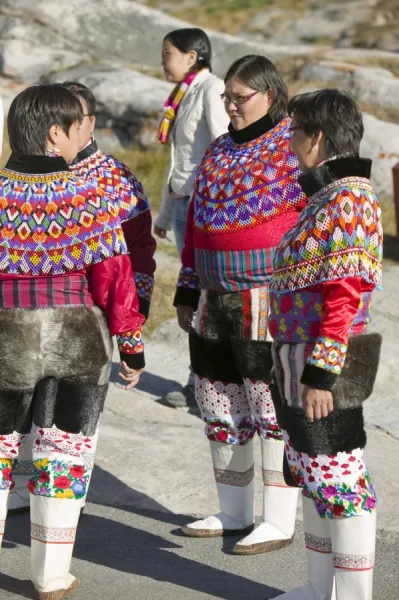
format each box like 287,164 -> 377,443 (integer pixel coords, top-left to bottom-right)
299,157 -> 372,198
72,139 -> 98,164
229,113 -> 275,144
5,152 -> 69,175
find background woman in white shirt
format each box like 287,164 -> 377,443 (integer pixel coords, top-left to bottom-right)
154,28 -> 229,408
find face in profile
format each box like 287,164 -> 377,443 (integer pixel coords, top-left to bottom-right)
162,40 -> 195,84
78,98 -> 95,150
289,118 -> 320,172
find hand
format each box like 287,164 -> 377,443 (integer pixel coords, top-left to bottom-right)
177,305 -> 194,333
154,225 -> 167,239
119,361 -> 144,390
302,385 -> 334,422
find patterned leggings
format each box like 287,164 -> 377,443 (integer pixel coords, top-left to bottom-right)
191,287 -> 281,445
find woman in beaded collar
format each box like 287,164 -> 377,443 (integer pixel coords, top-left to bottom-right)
0,84 -> 144,599
269,89 -> 382,600
174,55 -> 307,555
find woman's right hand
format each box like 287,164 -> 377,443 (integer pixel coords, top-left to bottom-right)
177,305 -> 194,333
154,225 -> 167,239
119,361 -> 145,390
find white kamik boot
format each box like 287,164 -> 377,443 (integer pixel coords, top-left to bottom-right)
31,495 -> 81,599
276,496 -> 336,599
181,440 -> 255,537
0,487 -> 10,550
330,510 -> 376,600
232,438 -> 298,554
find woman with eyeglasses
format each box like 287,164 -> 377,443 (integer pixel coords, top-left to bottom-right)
154,28 -> 229,409
269,89 -> 382,600
174,55 -> 306,555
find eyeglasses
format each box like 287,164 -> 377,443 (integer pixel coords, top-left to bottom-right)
82,113 -> 94,118
220,91 -> 258,106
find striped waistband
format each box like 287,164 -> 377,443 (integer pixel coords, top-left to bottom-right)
195,247 -> 275,293
0,275 -> 93,309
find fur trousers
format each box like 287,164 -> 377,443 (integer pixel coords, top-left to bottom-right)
0,306 -> 112,592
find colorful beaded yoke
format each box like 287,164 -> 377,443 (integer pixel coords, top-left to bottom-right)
270,177 -> 383,293
70,147 -> 150,223
0,169 -> 127,276
192,117 -> 304,235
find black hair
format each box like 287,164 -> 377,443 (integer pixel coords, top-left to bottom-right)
288,89 -> 364,157
224,55 -> 288,124
62,81 -> 96,115
163,28 -> 212,72
7,84 -> 83,155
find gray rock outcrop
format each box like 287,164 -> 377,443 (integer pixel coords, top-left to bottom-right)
0,0 -> 315,80
302,61 -> 399,120
49,65 -> 174,149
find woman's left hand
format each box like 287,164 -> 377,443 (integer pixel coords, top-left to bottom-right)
119,361 -> 144,390
302,385 -> 334,422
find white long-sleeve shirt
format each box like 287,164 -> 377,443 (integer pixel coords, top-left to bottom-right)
155,69 -> 229,231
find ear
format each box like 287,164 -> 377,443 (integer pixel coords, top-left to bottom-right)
90,115 -> 96,134
312,130 -> 324,148
187,49 -> 198,68
266,88 -> 274,108
47,124 -> 60,147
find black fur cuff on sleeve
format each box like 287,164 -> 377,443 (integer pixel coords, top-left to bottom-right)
173,287 -> 200,310
119,351 -> 145,370
301,363 -> 339,391
139,297 -> 150,321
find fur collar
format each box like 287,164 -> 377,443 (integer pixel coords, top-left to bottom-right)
73,139 -> 99,164
229,113 -> 275,144
299,157 -> 372,197
5,152 -> 69,174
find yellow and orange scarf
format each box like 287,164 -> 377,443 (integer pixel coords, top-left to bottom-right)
157,69 -> 205,143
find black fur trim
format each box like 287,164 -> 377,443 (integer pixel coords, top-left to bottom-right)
0,389 -> 35,435
231,338 -> 273,380
138,297 -> 150,320
6,152 -> 69,175
189,329 -> 242,383
72,139 -> 98,164
229,113 -> 274,144
301,364 -> 339,390
301,333 -> 382,407
270,378 -> 366,454
120,351 -> 145,370
333,332 -> 382,408
299,157 -> 372,197
33,379 -> 109,436
174,287 -> 200,311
